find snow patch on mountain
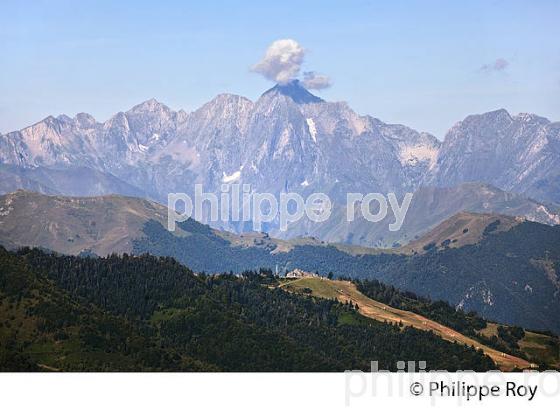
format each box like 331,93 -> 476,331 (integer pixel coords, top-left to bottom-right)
306,118 -> 317,142
223,167 -> 243,183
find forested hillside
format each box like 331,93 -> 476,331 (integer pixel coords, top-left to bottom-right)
0,247 -> 495,372
2,191 -> 558,334
134,219 -> 560,333
355,279 -> 559,368
350,222 -> 560,333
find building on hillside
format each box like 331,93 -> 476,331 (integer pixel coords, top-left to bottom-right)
285,269 -> 319,279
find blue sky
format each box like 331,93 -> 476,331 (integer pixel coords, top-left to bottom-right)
1,0 -> 559,138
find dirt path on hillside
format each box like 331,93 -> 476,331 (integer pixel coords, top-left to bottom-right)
284,278 -> 532,371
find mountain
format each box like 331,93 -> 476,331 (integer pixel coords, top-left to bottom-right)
270,182 -> 560,248
350,221 -> 560,334
0,190 -> 318,258
0,82 -> 440,204
427,109 -> 560,205
0,83 -> 558,245
2,189 -> 537,263
0,190 -> 179,255
0,82 -> 440,227
400,211 -> 522,254
262,79 -> 324,103
2,191 -> 559,333
0,164 -> 148,198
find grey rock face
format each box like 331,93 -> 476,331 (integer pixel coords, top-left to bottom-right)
427,109 -> 560,205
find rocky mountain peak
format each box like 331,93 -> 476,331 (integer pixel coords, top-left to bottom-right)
104,112 -> 130,131
128,98 -> 171,115
457,108 -> 512,129
200,93 -> 254,114
74,113 -> 97,128
261,80 -> 324,104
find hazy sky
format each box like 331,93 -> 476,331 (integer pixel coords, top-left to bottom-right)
1,0 -> 559,138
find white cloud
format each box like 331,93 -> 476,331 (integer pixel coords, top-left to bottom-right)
302,71 -> 331,90
252,39 -> 332,89
252,39 -> 305,84
480,58 -> 509,72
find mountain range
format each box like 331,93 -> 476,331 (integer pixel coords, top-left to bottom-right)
2,190 -> 559,334
1,80 -> 558,246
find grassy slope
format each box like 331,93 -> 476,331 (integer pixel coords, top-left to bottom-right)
400,212 -> 521,254
281,277 -> 532,371
479,323 -> 560,368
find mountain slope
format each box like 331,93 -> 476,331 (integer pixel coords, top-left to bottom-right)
0,190 -> 324,258
0,247 -> 211,371
122,215 -> 560,334
271,182 -> 559,248
0,164 -> 148,198
282,277 -> 531,370
349,222 -> 560,333
1,247 -> 497,371
427,110 -> 560,204
1,191 -> 559,333
0,190 -> 172,255
400,211 -> 522,254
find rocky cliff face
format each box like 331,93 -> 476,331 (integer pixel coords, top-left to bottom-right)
426,109 -> 560,204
